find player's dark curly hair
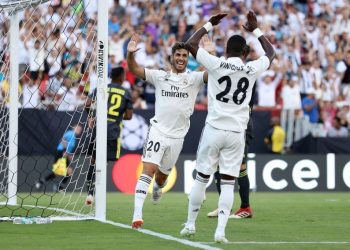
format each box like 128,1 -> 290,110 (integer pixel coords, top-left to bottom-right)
226,35 -> 249,57
171,42 -> 188,55
110,66 -> 125,82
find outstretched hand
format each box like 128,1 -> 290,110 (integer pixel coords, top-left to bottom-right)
200,35 -> 215,54
127,34 -> 140,53
243,11 -> 258,32
208,13 -> 228,26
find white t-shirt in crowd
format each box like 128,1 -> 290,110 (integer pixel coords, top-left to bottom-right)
257,72 -> 282,107
281,84 -> 302,110
196,48 -> 270,132
56,86 -> 77,111
29,46 -> 45,72
22,83 -> 40,108
145,68 -> 205,138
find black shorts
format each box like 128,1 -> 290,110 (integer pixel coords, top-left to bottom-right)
87,138 -> 121,161
242,118 -> 254,165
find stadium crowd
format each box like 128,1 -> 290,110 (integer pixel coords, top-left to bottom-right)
0,0 -> 349,137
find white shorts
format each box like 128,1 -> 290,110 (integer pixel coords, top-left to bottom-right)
142,126 -> 184,175
196,124 -> 245,177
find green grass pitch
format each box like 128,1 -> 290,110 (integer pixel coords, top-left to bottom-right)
1,192 -> 349,250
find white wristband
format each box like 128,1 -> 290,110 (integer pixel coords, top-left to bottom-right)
203,22 -> 213,32
253,28 -> 263,38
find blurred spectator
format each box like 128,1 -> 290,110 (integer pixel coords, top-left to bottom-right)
281,75 -> 302,111
328,116 -> 349,137
257,70 -> 282,107
264,116 -> 286,154
109,13 -> 120,34
1,0 -> 350,140
320,99 -> 337,132
21,77 -> 41,109
55,77 -> 77,111
26,39 -> 45,85
302,88 -> 319,123
43,71 -> 65,110
131,87 -> 147,109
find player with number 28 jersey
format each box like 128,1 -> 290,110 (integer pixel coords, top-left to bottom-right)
181,11 -> 276,243
197,48 -> 269,132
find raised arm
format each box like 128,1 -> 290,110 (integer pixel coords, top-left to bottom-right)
243,11 -> 276,64
126,34 -> 146,80
185,13 -> 227,58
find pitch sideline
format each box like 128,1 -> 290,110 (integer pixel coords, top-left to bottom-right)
200,241 -> 350,245
102,219 -> 222,250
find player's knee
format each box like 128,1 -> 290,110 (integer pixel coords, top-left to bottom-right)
240,163 -> 247,171
142,162 -> 158,176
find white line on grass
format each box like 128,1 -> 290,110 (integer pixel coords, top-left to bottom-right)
200,241 -> 350,245
102,219 -> 222,250
10,205 -> 221,250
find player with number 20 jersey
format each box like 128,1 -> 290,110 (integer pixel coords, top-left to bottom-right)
127,34 -> 208,230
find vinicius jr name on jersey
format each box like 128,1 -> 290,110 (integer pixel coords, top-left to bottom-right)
161,85 -> 189,98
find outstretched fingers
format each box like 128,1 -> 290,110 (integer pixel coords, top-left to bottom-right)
130,33 -> 140,44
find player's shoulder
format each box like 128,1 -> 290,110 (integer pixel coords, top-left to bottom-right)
146,68 -> 167,77
108,83 -> 130,96
188,70 -> 204,77
245,56 -> 270,74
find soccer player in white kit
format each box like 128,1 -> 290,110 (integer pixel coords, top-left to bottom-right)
127,34 -> 208,229
180,11 -> 276,243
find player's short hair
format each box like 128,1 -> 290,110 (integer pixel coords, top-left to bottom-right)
171,42 -> 188,55
226,35 -> 249,56
110,66 -> 125,80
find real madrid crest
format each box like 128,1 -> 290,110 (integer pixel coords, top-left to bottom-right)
183,76 -> 188,85
165,72 -> 171,81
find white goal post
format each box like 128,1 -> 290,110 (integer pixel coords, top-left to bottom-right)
1,0 -> 108,221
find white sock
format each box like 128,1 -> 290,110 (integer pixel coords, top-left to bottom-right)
216,179 -> 235,237
187,174 -> 209,226
133,174 -> 152,221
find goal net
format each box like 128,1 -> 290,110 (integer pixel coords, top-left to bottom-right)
0,0 -> 107,221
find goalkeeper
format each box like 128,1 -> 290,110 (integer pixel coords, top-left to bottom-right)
35,124 -> 82,191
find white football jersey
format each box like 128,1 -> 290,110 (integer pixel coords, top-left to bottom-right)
145,68 -> 205,138
197,48 -> 270,132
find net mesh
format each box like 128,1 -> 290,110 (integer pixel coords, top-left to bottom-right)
0,0 -> 98,219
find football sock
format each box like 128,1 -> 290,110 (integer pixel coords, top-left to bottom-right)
133,174 -> 152,221
238,169 -> 250,208
61,175 -> 71,185
214,170 -> 221,195
86,163 -> 95,196
44,173 -> 56,182
216,179 -> 235,237
187,174 -> 209,226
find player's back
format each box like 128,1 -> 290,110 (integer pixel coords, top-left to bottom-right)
196,48 -> 269,132
106,83 -> 132,139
